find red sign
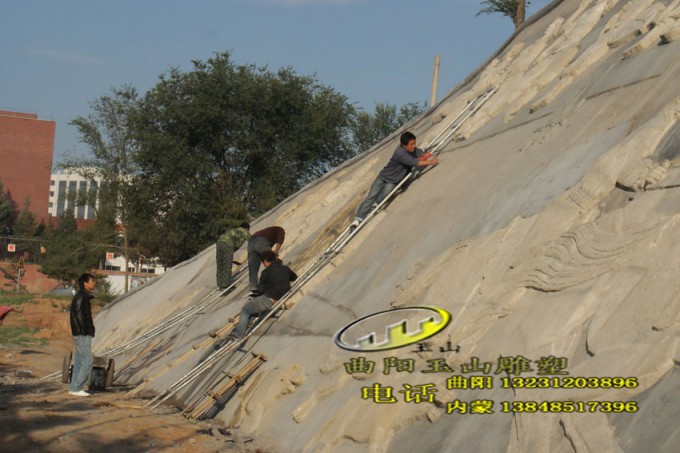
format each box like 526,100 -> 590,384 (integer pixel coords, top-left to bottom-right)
7,244 -> 15,252
106,252 -> 115,260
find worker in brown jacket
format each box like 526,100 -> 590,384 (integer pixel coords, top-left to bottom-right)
247,226 -> 285,297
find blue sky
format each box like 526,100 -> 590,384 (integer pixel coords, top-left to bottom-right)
0,0 -> 552,164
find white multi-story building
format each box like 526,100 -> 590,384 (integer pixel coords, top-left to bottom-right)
101,254 -> 165,294
48,170 -> 102,220
48,169 -> 167,294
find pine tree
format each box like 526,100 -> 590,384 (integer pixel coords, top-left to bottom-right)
0,179 -> 18,235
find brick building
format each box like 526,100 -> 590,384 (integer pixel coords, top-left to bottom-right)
0,110 -> 55,223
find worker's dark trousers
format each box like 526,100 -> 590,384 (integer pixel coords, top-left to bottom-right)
247,236 -> 272,291
234,295 -> 272,338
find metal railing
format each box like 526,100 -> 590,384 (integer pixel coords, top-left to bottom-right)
0,235 -> 45,264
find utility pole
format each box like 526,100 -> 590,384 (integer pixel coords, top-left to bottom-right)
16,256 -> 24,292
430,54 -> 441,107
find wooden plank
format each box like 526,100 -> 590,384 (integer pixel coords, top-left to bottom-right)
188,353 -> 266,419
116,338 -> 163,375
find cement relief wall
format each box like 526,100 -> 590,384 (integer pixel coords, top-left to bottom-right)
93,1 -> 680,451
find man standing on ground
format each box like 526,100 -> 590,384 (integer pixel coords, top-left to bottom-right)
350,131 -> 439,228
233,250 -> 297,339
69,273 -> 96,397
216,222 -> 250,289
247,226 -> 285,296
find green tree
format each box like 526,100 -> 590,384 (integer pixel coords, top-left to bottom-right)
352,101 -> 426,153
13,197 -> 38,237
130,52 -> 357,265
39,208 -> 105,283
12,197 -> 41,258
0,179 -> 18,235
64,85 -> 141,291
477,0 -> 529,29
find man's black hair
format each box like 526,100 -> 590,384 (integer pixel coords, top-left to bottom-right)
78,273 -> 95,290
260,250 -> 278,264
240,222 -> 250,230
400,131 -> 416,146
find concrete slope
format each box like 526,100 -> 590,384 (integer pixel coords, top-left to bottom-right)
93,0 -> 680,451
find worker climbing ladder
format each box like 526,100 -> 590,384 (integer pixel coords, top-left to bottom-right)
285,86 -> 499,288
144,86 -> 498,410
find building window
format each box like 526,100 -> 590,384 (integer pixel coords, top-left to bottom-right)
50,180 -> 55,186
68,181 -> 77,213
57,181 -> 67,216
49,202 -> 53,208
88,184 -> 98,212
50,191 -> 54,197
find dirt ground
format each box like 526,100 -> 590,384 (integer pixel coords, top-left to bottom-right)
0,296 -> 253,452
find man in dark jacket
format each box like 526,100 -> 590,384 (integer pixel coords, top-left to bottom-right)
68,273 -> 96,396
247,225 -> 286,296
233,251 -> 297,339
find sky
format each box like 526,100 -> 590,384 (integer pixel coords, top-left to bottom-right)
0,0 -> 552,165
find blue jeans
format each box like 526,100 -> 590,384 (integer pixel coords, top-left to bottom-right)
234,295 -> 273,338
355,177 -> 397,220
70,335 -> 93,392
247,236 -> 273,291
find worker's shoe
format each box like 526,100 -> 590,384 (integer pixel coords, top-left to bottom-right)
349,219 -> 361,229
68,390 -> 91,397
248,290 -> 260,299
